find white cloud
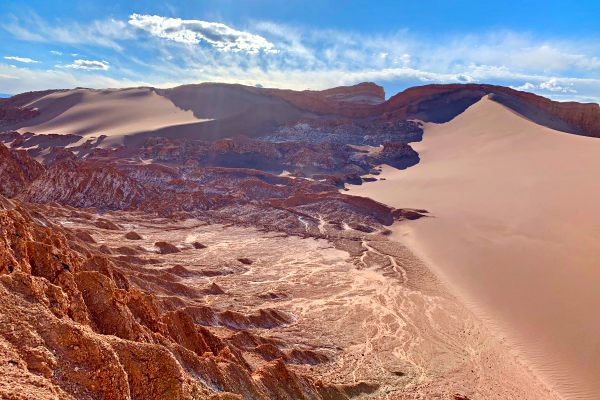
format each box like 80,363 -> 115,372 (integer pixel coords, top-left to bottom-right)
4,56 -> 38,63
0,63 -> 142,93
50,50 -> 63,56
65,59 -> 110,71
129,14 -> 276,54
395,53 -> 411,66
513,79 -> 577,94
539,78 -> 577,93
0,73 -> 19,80
513,82 -> 536,91
2,14 -> 600,104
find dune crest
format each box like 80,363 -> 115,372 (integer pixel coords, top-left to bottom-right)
347,95 -> 600,399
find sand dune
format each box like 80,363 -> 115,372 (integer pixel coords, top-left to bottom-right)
14,88 -> 206,146
348,96 -> 600,399
9,84 -> 312,146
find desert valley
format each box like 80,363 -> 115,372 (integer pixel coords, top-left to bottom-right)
1,80 -> 599,400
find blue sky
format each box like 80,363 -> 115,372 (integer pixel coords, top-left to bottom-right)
1,0 -> 599,102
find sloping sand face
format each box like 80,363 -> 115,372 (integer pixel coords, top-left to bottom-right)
348,96 -> 600,399
16,88 -> 206,145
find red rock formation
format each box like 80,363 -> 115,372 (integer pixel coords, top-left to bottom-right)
1,196 -> 377,399
21,160 -> 147,210
154,241 -> 180,254
319,82 -> 386,105
1,81 -> 589,400
125,231 -> 143,240
0,143 -> 45,197
270,191 -> 405,226
380,84 -> 600,137
256,82 -> 383,117
3,82 -> 598,140
0,105 -> 40,124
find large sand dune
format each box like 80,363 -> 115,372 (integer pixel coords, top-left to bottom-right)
11,84 -> 307,146
347,96 -> 600,399
15,88 -> 205,145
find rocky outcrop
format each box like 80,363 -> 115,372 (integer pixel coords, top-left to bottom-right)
0,143 -> 45,197
270,192 -> 404,226
139,135 -> 420,179
254,83 -> 380,118
0,90 -> 64,127
0,196 -> 381,399
21,160 -> 146,210
268,119 -> 423,145
155,241 -> 180,254
0,81 -> 583,400
7,151 -> 418,237
0,104 -> 39,124
374,142 -> 420,169
125,231 -> 143,240
319,82 -> 386,105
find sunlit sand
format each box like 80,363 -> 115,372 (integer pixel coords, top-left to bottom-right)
348,96 -> 600,399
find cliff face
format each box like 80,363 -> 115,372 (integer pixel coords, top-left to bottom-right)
22,160 -> 147,210
256,82 -> 600,137
250,82 -> 385,117
320,82 -> 386,105
0,143 -> 45,198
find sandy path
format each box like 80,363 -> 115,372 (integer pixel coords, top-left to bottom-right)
347,96 -> 600,399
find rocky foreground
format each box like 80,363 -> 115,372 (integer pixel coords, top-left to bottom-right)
0,192 -> 397,399
0,82 -> 583,399
0,187 -> 555,400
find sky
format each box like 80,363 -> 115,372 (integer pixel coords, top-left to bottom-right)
1,0 -> 599,102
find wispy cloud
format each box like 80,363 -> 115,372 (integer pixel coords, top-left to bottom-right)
4,56 -> 38,63
2,13 -> 134,51
539,78 -> 577,93
129,14 -> 276,54
64,59 -> 110,71
2,12 -> 600,103
0,63 -> 141,92
0,73 -> 19,80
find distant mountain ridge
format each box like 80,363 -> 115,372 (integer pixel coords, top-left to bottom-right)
1,82 -> 599,141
